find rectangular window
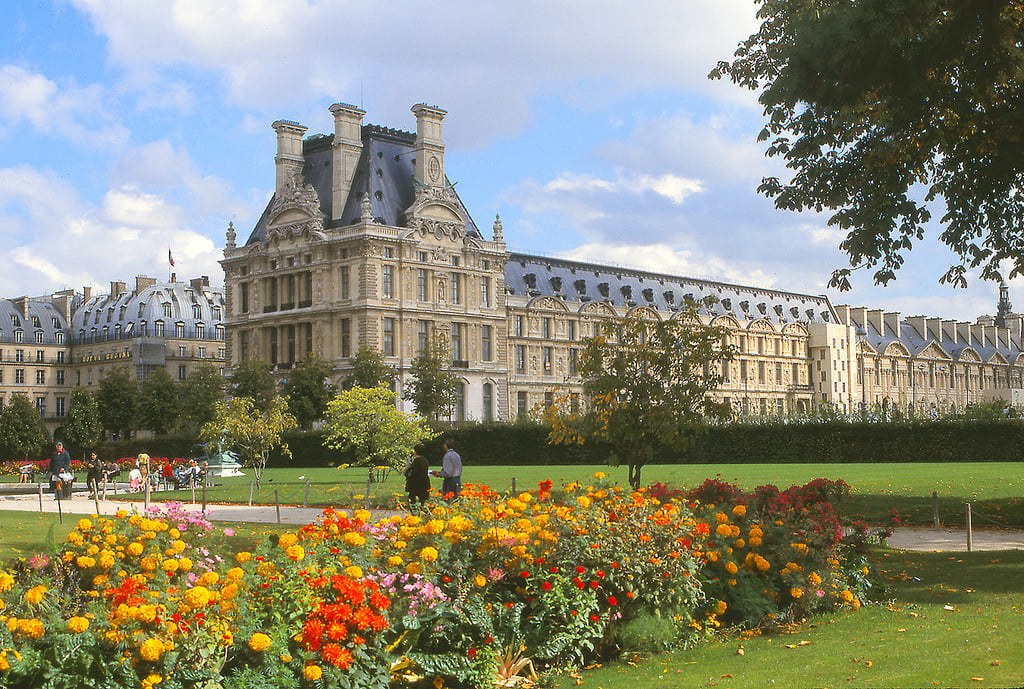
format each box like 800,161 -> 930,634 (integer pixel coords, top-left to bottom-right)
451,323 -> 464,361
383,318 -> 395,356
569,348 -> 578,374
758,338 -> 765,354
418,269 -> 429,301
55,397 -> 65,417
792,363 -> 800,385
454,383 -> 466,421
239,331 -> 249,362
417,320 -> 430,354
515,315 -> 524,337
198,345 -> 206,358
35,370 -> 45,385
419,251 -> 428,262
15,349 -> 23,362
450,273 -> 461,304
56,370 -> 65,385
384,246 -> 393,259
758,361 -> 766,384
239,282 -> 249,313
382,265 -> 394,299
480,277 -> 490,307
14,330 -> 22,343
721,359 -> 730,383
36,397 -> 45,416
482,383 -> 493,422
571,392 -> 580,415
15,369 -> 24,384
34,331 -> 43,344
543,318 -> 552,339
178,345 -> 186,357
482,325 -> 492,361
740,360 -> 748,381
568,320 -> 576,341
340,265 -> 350,300
175,322 -> 185,338
543,346 -> 552,373
545,391 -> 554,410
775,362 -> 782,384
517,391 -> 528,419
36,350 -> 43,362
178,365 -> 187,380
340,319 -> 351,358
516,345 -> 526,373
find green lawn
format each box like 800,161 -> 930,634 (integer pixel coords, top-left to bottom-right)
551,547 -> 1024,689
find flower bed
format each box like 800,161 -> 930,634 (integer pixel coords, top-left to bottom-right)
0,477 -> 883,688
0,458 -> 191,479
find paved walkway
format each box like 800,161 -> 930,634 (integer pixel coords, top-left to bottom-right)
2,490 -> 1024,551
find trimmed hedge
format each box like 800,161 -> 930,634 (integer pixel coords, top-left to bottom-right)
89,420 -> 1024,468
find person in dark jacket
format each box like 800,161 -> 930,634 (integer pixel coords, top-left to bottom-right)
404,444 -> 431,508
85,451 -> 103,498
48,442 -> 70,500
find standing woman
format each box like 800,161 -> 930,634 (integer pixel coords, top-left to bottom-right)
404,444 -> 431,509
48,442 -> 70,501
85,451 -> 102,499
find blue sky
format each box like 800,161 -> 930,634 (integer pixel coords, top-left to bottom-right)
0,0 -> 1010,322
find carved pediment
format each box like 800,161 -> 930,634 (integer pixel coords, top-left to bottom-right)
580,300 -> 617,317
528,295 -> 569,312
268,173 -> 324,226
405,184 -> 467,239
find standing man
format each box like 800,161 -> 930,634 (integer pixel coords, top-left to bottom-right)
433,438 -> 462,501
48,442 -> 70,500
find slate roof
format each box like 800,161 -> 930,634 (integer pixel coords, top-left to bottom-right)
71,282 -> 224,344
0,299 -> 69,345
506,253 -> 838,325
856,316 -> 1023,362
246,126 -> 480,246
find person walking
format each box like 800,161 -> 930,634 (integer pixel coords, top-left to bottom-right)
432,438 -> 462,501
404,443 -> 431,509
48,442 -> 70,500
85,451 -> 103,498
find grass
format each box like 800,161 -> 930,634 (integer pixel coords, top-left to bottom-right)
38,461 -> 1020,527
550,547 -> 1024,689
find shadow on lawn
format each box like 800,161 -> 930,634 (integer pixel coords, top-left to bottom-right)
875,548 -> 1024,604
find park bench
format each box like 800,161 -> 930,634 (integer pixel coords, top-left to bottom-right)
0,482 -> 50,509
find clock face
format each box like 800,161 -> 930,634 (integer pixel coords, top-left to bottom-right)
428,156 -> 441,182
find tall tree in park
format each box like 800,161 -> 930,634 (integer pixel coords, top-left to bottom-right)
343,345 -> 396,390
548,304 -> 733,488
62,388 -> 102,454
178,363 -> 225,433
200,396 -> 296,489
0,394 -> 49,460
283,357 -> 338,429
711,0 -> 1024,289
229,360 -> 277,411
138,368 -> 181,436
96,367 -> 138,440
323,385 -> 430,471
403,332 -> 459,423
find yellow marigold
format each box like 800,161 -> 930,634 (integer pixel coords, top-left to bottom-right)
728,578 -> 737,586
199,572 -> 219,587
724,561 -> 738,575
235,552 -> 252,563
24,586 -> 46,606
420,546 -> 439,562
168,528 -> 180,539
732,505 -> 747,517
754,556 -> 770,572
127,542 -> 145,557
140,638 -> 165,662
303,665 -> 323,681
171,540 -> 187,553
178,558 -> 193,571
344,566 -> 363,579
140,557 -> 158,572
790,588 -> 803,599
285,545 -> 305,561
808,572 -> 822,586
840,590 -> 854,603
99,552 -> 115,570
184,586 -> 212,608
706,551 -> 719,562
716,600 -> 727,614
749,536 -> 762,547
277,533 -> 297,548
66,532 -> 84,546
387,555 -> 403,567
733,539 -> 746,549
248,632 -> 272,652
221,583 -> 240,600
340,530 -> 365,547
715,523 -> 732,537
0,571 -> 14,592
852,598 -> 861,610
162,559 -> 179,574
406,562 -> 423,576
86,544 -> 100,556
137,605 -> 158,624
474,574 -> 487,587
142,674 -> 162,689
576,496 -> 591,509
594,471 -> 606,480
67,616 -> 90,633
226,567 -> 244,581
280,652 -> 293,663
77,518 -> 93,531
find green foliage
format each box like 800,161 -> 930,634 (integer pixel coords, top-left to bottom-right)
711,0 -> 1024,289
550,303 -> 733,487
60,388 -> 102,455
0,394 -> 50,460
343,345 -> 395,390
95,367 -> 138,439
178,362 -> 226,432
323,385 -> 430,469
617,613 -> 685,653
201,395 -> 296,488
403,332 -> 459,423
229,360 -> 277,411
282,357 -> 337,430
138,367 -> 180,436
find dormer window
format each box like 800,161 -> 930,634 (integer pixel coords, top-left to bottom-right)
138,304 -> 145,318
31,316 -> 41,328
52,317 -> 59,329
163,303 -> 172,317
11,315 -> 19,327
34,331 -> 43,344
193,304 -> 202,319
120,306 -> 126,319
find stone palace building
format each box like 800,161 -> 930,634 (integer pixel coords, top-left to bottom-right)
4,102 -> 1023,433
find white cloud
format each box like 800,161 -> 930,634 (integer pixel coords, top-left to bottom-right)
0,64 -> 128,147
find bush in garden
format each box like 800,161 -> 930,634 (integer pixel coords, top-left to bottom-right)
0,476 -> 883,688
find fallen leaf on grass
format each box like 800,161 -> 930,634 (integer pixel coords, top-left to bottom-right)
784,641 -> 812,648
943,605 -> 956,611
864,661 -> 873,668
990,660 -> 1000,666
970,678 -> 984,682
736,647 -> 745,656
896,628 -> 906,633
720,674 -> 733,679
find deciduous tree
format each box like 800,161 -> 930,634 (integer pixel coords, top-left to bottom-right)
96,367 -> 138,440
283,357 -> 337,429
229,361 -> 277,411
0,394 -> 49,460
178,363 -> 225,433
403,333 -> 459,423
323,385 -> 430,471
711,0 -> 1024,289
62,387 -> 102,454
548,303 -> 733,488
200,396 -> 296,489
138,368 -> 180,436
343,345 -> 396,390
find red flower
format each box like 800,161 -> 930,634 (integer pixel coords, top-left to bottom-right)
589,614 -> 599,622
607,596 -> 618,606
573,578 -> 584,589
550,566 -> 559,573
589,581 -> 599,589
468,647 -> 477,659
520,571 -> 530,578
575,566 -> 586,574
596,570 -> 605,578
541,582 -> 552,591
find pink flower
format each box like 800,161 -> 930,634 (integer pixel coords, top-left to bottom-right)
222,528 -> 235,537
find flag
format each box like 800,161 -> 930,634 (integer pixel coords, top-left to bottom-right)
168,249 -> 175,267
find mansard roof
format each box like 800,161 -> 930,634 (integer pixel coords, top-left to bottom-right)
0,298 -> 69,345
506,253 -> 839,325
71,281 -> 224,344
246,126 -> 480,246
855,315 -> 1023,363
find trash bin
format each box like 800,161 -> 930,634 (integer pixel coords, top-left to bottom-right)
62,482 -> 73,499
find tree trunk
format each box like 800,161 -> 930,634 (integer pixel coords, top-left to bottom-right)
628,462 -> 642,490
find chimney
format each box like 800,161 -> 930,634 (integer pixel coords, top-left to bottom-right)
50,290 -> 74,323
13,297 -> 27,316
1005,315 -> 1024,343
867,309 -> 883,336
970,323 -> 986,347
957,322 -> 972,344
190,278 -> 206,295
329,103 -> 365,222
926,317 -> 942,342
848,306 -> 868,331
942,319 -> 958,343
135,276 -> 157,295
906,316 -> 927,340
996,325 -> 1009,349
83,286 -> 92,303
883,311 -> 901,337
110,281 -> 127,298
834,304 -> 850,325
272,120 -> 308,194
412,104 -> 447,192
984,325 -> 998,348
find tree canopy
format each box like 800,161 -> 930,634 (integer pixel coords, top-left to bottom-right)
711,0 -> 1024,289
200,396 -> 296,488
548,304 -> 733,488
62,388 -> 102,453
323,385 -> 430,471
138,368 -> 180,436
178,363 -> 225,433
96,368 -> 138,440
229,361 -> 277,411
343,346 -> 396,391
403,332 -> 459,423
283,357 -> 337,429
0,394 -> 49,460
